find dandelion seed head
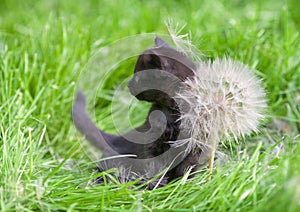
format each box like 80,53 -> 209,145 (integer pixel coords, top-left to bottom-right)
175,58 -> 267,153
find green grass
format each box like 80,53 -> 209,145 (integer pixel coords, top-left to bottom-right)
1,0 -> 300,211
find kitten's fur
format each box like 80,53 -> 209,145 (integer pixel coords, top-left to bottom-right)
72,37 -> 203,188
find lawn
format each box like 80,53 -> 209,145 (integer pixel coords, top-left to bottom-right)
0,0 -> 300,211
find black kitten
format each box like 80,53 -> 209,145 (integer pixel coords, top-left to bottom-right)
128,37 -> 203,181
72,37 -> 203,188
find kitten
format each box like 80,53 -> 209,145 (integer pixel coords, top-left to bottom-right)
72,37 -> 204,188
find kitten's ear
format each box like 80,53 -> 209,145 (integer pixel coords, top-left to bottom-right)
134,52 -> 163,73
155,37 -> 170,48
134,37 -> 171,73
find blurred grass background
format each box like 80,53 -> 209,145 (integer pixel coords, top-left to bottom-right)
0,0 -> 299,211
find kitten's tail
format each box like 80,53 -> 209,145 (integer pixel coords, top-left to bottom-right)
72,91 -> 119,153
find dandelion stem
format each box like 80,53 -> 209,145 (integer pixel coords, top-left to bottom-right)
207,148 -> 215,181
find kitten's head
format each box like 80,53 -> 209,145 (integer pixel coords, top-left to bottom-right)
128,37 -> 196,108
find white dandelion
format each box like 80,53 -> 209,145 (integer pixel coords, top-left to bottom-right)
175,58 -> 267,174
